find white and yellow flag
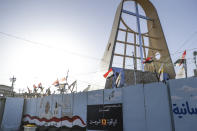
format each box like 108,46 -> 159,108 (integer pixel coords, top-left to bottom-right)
176,67 -> 186,79
158,64 -> 164,81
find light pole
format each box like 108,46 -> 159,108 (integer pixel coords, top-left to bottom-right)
10,76 -> 16,96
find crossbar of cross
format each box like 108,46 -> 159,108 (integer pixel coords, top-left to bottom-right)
122,9 -> 153,21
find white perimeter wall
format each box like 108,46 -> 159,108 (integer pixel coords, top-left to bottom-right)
4,76 -> 195,131
23,83 -> 173,131
1,97 -> 24,131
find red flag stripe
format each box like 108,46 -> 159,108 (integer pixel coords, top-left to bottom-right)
33,84 -> 37,89
182,50 -> 186,59
103,68 -> 113,78
179,50 -> 186,66
52,79 -> 59,86
143,57 -> 153,64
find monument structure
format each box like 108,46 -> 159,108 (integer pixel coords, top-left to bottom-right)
101,0 -> 175,88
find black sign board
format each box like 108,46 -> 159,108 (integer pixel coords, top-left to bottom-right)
87,103 -> 123,131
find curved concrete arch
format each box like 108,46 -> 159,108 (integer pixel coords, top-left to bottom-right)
136,0 -> 175,78
101,0 -> 175,88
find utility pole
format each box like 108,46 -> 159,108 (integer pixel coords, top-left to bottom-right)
10,76 -> 16,96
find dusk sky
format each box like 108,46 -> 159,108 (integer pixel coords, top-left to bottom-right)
0,0 -> 196,92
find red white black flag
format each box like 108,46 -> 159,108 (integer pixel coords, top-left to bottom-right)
103,68 -> 113,78
174,50 -> 186,66
143,57 -> 153,64
52,79 -> 59,87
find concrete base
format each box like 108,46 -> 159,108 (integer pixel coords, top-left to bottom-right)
105,69 -> 159,89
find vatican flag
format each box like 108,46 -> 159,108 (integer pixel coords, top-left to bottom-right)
176,67 -> 185,79
158,64 -> 164,81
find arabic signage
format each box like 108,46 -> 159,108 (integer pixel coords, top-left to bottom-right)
87,103 -> 123,130
173,101 -> 197,119
169,77 -> 197,131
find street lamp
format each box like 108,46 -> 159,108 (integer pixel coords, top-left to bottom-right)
9,76 -> 16,96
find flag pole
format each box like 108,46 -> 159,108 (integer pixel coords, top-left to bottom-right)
194,51 -> 197,69
151,60 -> 160,82
151,51 -> 159,82
132,52 -> 136,85
184,59 -> 187,78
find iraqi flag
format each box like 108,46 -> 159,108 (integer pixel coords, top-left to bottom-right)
143,57 -> 153,64
103,68 -> 113,78
52,79 -> 59,87
38,82 -> 44,92
174,50 -> 186,66
38,82 -> 42,88
59,77 -> 67,84
182,50 -> 186,59
33,84 -> 37,89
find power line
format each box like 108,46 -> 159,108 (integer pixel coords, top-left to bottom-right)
0,31 -> 196,64
0,31 -> 197,73
174,31 -> 197,53
0,31 -> 133,68
0,31 -> 102,62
